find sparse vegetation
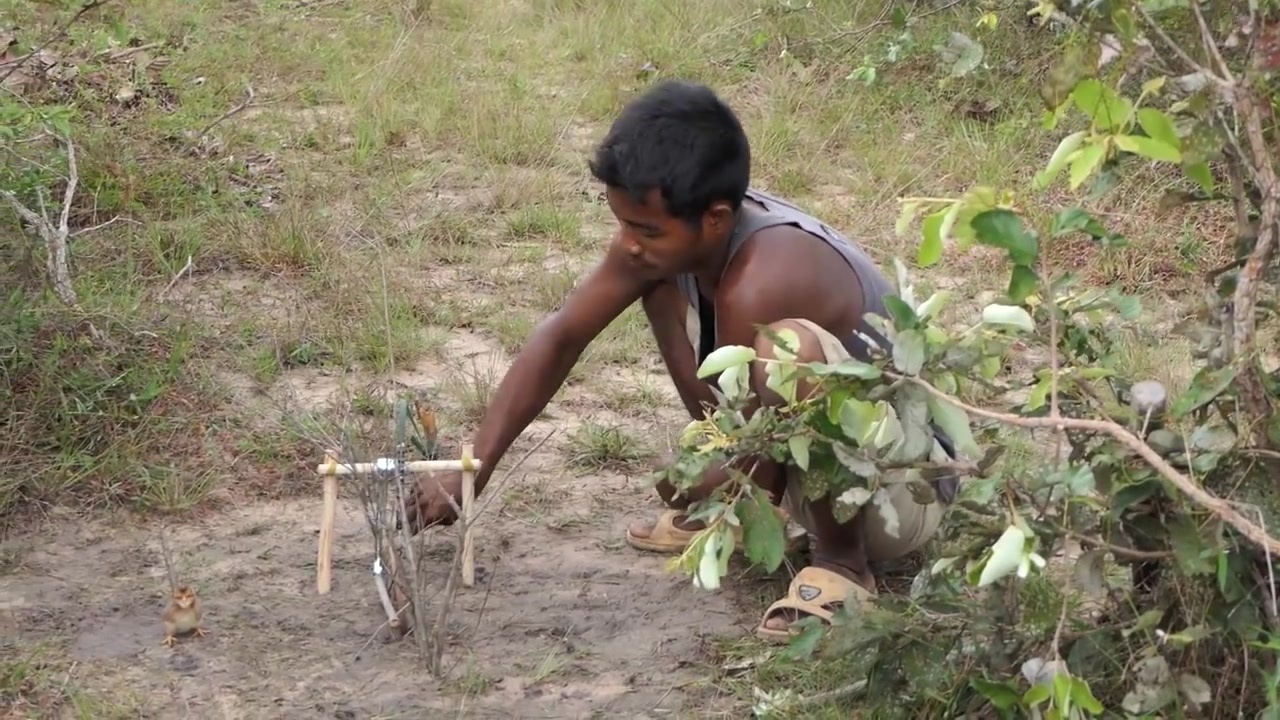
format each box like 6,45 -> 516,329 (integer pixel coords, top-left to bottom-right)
2,0 -> 1275,716
564,419 -> 649,473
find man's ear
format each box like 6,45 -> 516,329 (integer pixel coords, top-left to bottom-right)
704,200 -> 735,236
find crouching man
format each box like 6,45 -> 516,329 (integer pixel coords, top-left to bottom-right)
405,79 -> 957,640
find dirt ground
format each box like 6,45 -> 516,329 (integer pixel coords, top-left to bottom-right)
0,328 -> 789,719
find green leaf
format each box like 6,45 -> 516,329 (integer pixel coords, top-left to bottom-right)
889,4 -> 909,29
1184,161 -> 1214,193
839,398 -> 880,444
1008,264 -> 1038,303
1023,682 -> 1052,706
765,361 -> 797,404
927,395 -> 980,459
1035,130 -> 1088,189
1114,134 -> 1182,162
920,207 -> 947,258
738,491 -> 786,572
978,524 -> 1027,587
1071,79 -> 1133,131
1165,624 -> 1212,646
893,329 -> 927,375
769,327 -> 801,360
786,621 -> 825,660
788,435 -> 811,471
697,345 -> 756,378
917,222 -> 944,267
833,443 -> 878,479
1072,678 -> 1106,714
1136,107 -> 1180,149
1068,143 -> 1107,189
1025,375 -> 1052,412
970,209 -> 1038,265
808,359 -> 882,380
717,363 -> 750,402
981,304 -> 1035,332
896,201 -> 921,236
970,677 -> 1020,710
1168,516 -> 1215,575
694,529 -> 723,591
883,295 -> 919,330
1050,207 -> 1108,238
916,291 -> 951,320
935,31 -> 985,77
892,385 -> 933,462
1107,288 -> 1142,320
1170,365 -> 1238,418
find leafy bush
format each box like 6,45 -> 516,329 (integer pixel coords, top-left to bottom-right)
663,1 -> 1280,716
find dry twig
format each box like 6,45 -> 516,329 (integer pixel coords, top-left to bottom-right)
0,0 -> 112,87
893,373 -> 1280,556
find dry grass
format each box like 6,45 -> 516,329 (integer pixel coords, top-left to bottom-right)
0,0 -> 1227,713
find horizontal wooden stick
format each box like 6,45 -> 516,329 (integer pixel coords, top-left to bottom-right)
314,459 -> 484,476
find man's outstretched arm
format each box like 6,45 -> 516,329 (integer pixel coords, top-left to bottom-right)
406,238 -> 655,531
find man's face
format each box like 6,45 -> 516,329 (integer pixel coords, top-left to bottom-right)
605,187 -> 728,278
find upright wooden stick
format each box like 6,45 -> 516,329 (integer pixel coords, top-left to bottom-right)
461,443 -> 476,588
317,450 -> 339,595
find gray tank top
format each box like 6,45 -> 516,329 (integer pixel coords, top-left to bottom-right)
674,187 -> 896,364
674,188 -> 960,496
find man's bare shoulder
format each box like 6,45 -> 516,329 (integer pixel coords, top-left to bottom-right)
724,224 -> 852,286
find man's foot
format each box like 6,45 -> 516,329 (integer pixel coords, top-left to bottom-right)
756,564 -> 876,642
625,509 -> 709,553
625,508 -> 807,554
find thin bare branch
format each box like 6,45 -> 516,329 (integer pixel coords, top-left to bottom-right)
891,373 -> 1280,556
1136,5 -> 1229,87
0,0 -> 113,87
192,85 -> 257,143
1190,0 -> 1235,83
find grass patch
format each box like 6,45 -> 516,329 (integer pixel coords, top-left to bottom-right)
0,648 -> 140,719
564,420 -> 649,473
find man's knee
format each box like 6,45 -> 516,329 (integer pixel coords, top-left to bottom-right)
750,319 -> 846,404
752,319 -> 826,364
862,478 -> 945,562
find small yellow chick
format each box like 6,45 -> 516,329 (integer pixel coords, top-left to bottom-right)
162,585 -> 208,647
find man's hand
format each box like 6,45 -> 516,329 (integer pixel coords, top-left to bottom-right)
402,470 -> 464,534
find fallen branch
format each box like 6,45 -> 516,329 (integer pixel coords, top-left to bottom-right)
892,373 -> 1280,556
159,255 -> 195,299
191,85 -> 258,144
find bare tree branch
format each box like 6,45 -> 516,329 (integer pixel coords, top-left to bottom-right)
891,373 -> 1280,557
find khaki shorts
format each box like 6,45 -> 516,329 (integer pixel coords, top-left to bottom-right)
686,307 -> 946,562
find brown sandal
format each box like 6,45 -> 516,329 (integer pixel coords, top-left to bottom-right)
625,508 -> 807,555
756,566 -> 876,642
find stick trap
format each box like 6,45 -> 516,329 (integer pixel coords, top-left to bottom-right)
315,446 -> 483,600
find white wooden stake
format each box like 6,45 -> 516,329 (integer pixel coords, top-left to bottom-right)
317,449 -> 339,595
461,443 -> 476,588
